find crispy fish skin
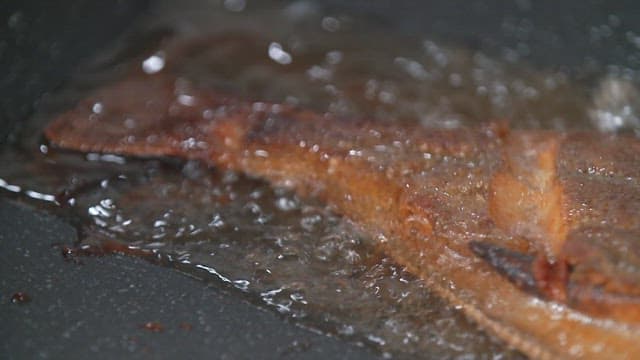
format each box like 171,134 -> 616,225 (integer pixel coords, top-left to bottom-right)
45,74 -> 640,359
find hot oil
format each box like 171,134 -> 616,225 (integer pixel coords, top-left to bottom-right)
3,0 -> 640,358
72,162 -> 514,358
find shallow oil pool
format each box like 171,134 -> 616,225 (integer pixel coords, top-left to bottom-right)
3,0 -> 640,358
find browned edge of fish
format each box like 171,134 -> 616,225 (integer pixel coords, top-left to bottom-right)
44,74 -> 640,359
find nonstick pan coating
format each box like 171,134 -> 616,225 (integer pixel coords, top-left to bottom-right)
3,1 -> 640,358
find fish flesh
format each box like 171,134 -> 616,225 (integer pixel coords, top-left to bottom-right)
45,73 -> 640,359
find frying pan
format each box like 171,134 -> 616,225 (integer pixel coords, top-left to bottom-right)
0,1 -> 377,359
2,1 -> 640,358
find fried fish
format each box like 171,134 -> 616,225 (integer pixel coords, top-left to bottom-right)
45,74 -> 640,359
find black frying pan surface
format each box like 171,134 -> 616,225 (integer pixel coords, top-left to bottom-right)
2,1 -> 640,359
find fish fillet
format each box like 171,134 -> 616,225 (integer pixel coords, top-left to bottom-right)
45,74 -> 640,359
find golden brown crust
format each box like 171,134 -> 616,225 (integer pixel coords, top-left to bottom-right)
489,132 -> 568,259
45,74 -> 640,359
